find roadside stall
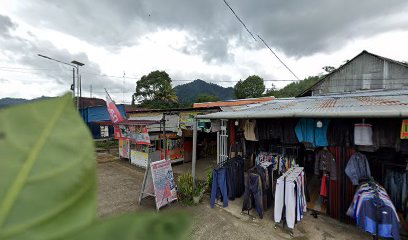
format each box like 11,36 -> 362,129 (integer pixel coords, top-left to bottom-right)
114,120 -> 162,168
192,90 -> 408,239
128,114 -> 184,164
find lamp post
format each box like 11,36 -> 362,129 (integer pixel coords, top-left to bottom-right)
37,54 -> 85,110
71,60 -> 85,110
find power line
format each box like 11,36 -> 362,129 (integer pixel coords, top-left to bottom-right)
222,0 -> 257,41
222,0 -> 300,80
0,66 -> 66,71
257,35 -> 300,80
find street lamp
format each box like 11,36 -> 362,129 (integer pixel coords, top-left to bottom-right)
71,60 -> 85,110
37,54 -> 85,110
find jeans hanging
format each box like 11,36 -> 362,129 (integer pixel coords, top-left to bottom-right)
242,173 -> 264,218
210,168 -> 228,208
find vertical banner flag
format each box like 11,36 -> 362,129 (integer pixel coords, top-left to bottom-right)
106,89 -> 125,139
105,89 -> 125,124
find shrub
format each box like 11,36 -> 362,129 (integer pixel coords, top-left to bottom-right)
177,173 -> 194,203
206,167 -> 213,192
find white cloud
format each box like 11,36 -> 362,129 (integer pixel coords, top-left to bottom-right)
1,0 -> 408,103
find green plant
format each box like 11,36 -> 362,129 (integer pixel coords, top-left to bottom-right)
193,183 -> 204,197
206,167 -> 213,192
177,173 -> 194,201
94,140 -> 117,149
0,94 -> 190,240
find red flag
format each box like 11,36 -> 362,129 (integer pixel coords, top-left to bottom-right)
105,90 -> 125,124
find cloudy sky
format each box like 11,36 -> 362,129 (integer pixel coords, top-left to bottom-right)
1,0 -> 408,103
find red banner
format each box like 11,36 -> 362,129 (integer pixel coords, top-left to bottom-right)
106,91 -> 124,124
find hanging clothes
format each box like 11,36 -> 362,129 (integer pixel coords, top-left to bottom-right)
242,173 -> 264,218
257,163 -> 274,209
314,148 -> 337,180
282,118 -> 299,145
384,169 -> 408,212
345,152 -> 371,185
320,175 -> 328,197
257,119 -> 284,141
274,167 -> 307,229
211,157 -> 245,208
295,119 -> 330,147
229,120 -> 235,146
210,168 -> 228,208
347,182 -> 400,240
354,123 -> 373,146
327,119 -> 353,147
242,119 -> 258,141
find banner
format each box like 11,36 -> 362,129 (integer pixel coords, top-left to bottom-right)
150,160 -> 177,209
401,120 -> 408,139
118,139 -> 130,158
117,125 -> 150,145
105,90 -> 124,124
113,125 -> 122,139
130,150 -> 149,168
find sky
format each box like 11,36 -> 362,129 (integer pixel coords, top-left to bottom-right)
1,0 -> 408,103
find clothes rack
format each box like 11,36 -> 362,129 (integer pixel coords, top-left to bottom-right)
274,166 -> 305,238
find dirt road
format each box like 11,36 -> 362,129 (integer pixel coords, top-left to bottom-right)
97,159 -> 370,240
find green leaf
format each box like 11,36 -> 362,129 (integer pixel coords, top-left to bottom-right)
0,94 -> 96,240
64,212 -> 191,240
0,94 -> 191,240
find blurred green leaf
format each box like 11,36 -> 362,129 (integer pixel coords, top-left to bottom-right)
0,94 -> 190,240
0,94 -> 96,240
65,212 -> 190,240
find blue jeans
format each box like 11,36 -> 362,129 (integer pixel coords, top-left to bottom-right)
242,173 -> 263,218
211,168 -> 228,208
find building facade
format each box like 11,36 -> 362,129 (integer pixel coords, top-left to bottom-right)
303,51 -> 408,96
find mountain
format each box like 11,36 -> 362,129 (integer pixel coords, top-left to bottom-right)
174,79 -> 235,104
0,96 -> 53,108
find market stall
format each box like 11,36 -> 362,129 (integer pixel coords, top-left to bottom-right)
114,120 -> 163,168
192,90 -> 408,239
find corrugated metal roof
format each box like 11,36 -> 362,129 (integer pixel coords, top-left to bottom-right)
193,97 -> 275,108
128,115 -> 179,132
299,50 -> 408,97
197,90 -> 408,119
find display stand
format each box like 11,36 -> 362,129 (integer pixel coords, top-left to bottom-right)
274,167 -> 305,238
274,175 -> 294,237
138,157 -> 157,208
138,157 -> 178,211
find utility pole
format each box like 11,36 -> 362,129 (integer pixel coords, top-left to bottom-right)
71,60 -> 85,110
38,54 -> 84,111
123,71 -> 125,103
90,84 -> 92,98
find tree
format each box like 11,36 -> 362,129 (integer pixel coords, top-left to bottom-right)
195,93 -> 221,103
322,66 -> 336,73
234,75 -> 265,99
132,70 -> 178,109
264,75 -> 320,98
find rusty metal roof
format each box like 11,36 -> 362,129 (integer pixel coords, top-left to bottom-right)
197,90 -> 408,119
193,97 -> 275,108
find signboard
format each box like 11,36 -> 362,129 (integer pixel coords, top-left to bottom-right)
130,150 -> 149,168
401,120 -> 408,139
117,125 -> 150,145
119,138 -> 130,158
100,126 -> 109,138
150,160 -> 178,210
